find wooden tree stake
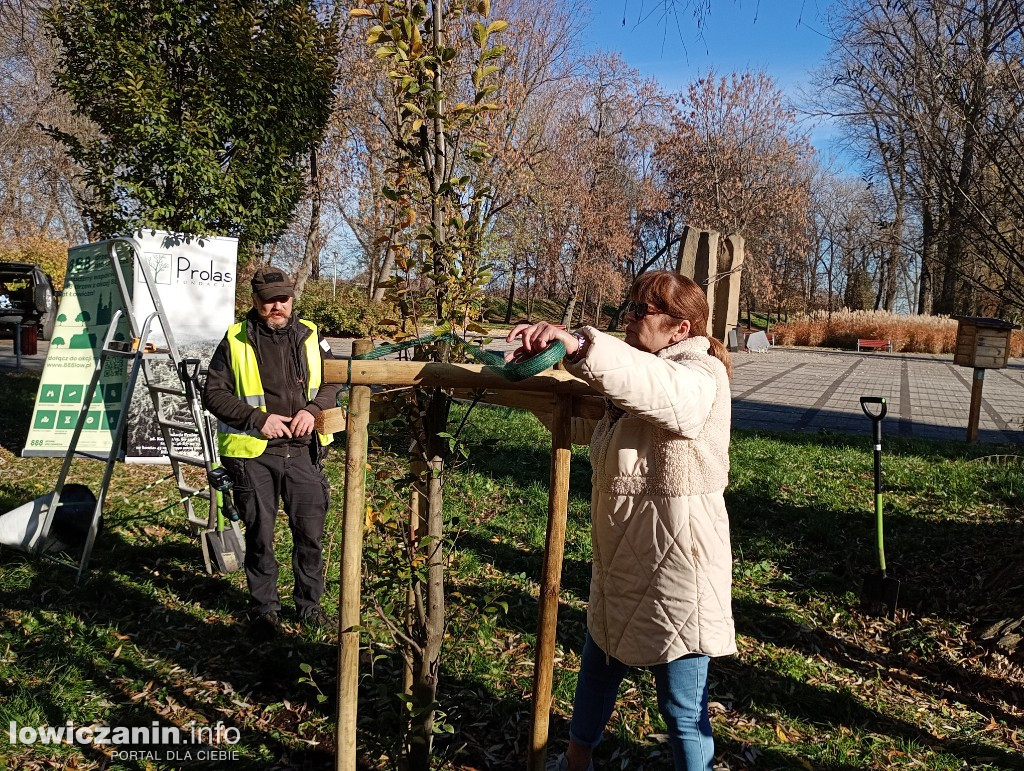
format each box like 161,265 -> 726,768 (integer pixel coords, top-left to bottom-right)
335,338 -> 373,771
967,367 -> 984,443
529,393 -> 573,771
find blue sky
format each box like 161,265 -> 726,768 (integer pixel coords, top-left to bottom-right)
581,0 -> 850,167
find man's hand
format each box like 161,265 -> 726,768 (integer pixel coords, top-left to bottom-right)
289,408 -> 316,437
260,413 -> 293,439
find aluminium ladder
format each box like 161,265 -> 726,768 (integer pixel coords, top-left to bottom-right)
36,236 -> 240,581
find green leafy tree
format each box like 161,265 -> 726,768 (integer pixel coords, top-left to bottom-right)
350,0 -> 506,766
46,0 -> 337,255
844,266 -> 875,311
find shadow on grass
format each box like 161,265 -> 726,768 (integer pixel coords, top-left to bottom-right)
733,596 -> 1024,729
726,482 -> 1024,624
0,533 -> 344,769
712,648 -> 1024,770
0,370 -> 39,455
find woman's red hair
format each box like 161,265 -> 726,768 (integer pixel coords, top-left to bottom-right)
630,270 -> 733,378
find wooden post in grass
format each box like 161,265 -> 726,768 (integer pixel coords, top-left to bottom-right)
529,393 -> 573,771
335,338 -> 373,771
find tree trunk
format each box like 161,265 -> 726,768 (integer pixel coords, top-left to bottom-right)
504,270 -> 516,324
293,145 -> 322,302
429,0 -> 447,322
408,388 -> 449,770
371,244 -> 396,302
937,59 -> 986,315
918,202 -> 936,315
883,168 -> 905,312
874,259 -> 886,311
526,266 -> 535,320
575,286 -> 588,328
561,283 -> 578,327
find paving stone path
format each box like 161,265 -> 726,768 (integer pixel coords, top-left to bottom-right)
731,348 -> 1024,445
5,337 -> 1022,446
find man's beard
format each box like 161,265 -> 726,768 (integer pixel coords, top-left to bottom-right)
263,311 -> 291,330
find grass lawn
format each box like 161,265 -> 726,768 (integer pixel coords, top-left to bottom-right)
1,369 -> 1023,769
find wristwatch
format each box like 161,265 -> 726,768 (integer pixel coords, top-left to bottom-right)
565,330 -> 589,363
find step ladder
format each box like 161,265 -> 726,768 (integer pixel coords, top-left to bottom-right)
34,236 -> 242,581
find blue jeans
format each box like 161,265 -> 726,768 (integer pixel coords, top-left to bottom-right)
569,633 -> 714,771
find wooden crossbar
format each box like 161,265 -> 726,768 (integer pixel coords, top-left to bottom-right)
323,358 -> 595,393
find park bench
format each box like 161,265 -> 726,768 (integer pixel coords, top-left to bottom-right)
857,338 -> 892,353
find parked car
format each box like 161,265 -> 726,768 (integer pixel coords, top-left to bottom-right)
0,261 -> 60,340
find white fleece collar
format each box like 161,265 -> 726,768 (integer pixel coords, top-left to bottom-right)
657,335 -> 711,360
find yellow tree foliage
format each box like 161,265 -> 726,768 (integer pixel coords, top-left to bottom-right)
0,234 -> 71,289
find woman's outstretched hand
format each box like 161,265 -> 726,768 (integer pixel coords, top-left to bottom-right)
505,322 -> 578,362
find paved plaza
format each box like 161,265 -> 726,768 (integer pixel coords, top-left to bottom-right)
730,347 -> 1023,446
4,336 -> 1022,446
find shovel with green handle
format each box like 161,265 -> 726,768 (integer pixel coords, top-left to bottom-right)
860,396 -> 900,618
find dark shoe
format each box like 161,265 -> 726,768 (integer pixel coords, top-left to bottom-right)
249,610 -> 280,642
300,606 -> 336,631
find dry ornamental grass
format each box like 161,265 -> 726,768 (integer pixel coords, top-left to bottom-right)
774,309 -> 1024,357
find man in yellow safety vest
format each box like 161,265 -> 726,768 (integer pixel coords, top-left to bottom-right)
204,266 -> 340,641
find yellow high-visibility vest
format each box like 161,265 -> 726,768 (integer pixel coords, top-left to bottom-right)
218,319 -> 333,458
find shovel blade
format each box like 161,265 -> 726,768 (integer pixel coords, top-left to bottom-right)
861,571 -> 901,617
204,524 -> 245,574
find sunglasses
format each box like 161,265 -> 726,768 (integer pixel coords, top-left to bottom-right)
625,300 -> 674,320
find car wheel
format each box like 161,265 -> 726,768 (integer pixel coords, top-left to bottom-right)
40,307 -> 57,340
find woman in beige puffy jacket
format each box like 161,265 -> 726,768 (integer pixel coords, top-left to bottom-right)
507,271 -> 736,771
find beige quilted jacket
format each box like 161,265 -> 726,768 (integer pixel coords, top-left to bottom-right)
564,327 -> 737,666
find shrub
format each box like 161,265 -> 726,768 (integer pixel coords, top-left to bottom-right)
296,280 -> 388,337
0,234 -> 72,289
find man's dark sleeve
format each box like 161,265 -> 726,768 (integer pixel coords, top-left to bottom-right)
203,336 -> 268,432
303,334 -> 342,417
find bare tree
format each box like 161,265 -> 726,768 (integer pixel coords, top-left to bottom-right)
0,0 -> 88,241
818,0 -> 1024,318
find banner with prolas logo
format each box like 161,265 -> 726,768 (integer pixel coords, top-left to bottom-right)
22,232 -> 237,461
124,230 -> 237,462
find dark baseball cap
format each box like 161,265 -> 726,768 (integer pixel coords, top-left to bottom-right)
251,266 -> 294,302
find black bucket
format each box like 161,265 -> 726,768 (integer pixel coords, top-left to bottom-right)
50,483 -> 100,548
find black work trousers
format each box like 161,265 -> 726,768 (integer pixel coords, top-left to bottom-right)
223,446 -> 330,616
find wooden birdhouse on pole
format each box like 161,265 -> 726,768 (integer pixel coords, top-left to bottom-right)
952,316 -> 1020,442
